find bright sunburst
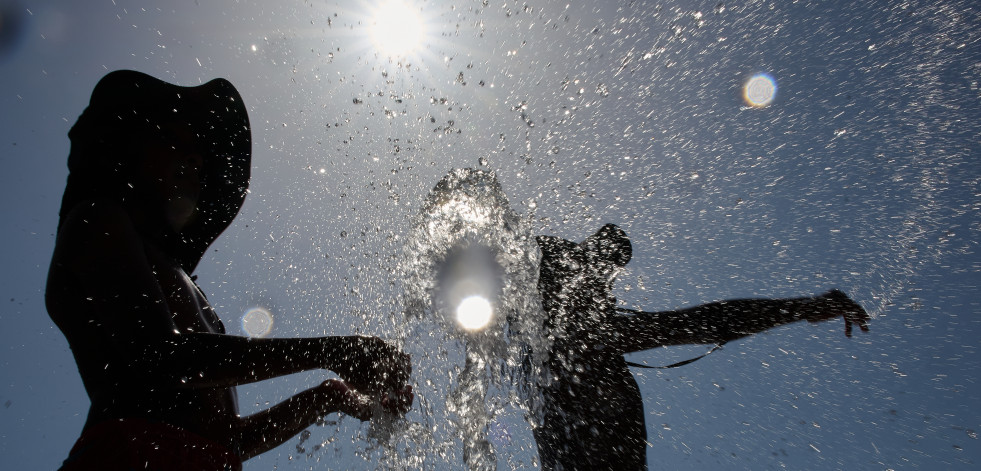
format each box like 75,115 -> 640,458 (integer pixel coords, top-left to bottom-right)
370,0 -> 424,57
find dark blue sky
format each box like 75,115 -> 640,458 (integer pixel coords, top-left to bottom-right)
1,0 -> 978,469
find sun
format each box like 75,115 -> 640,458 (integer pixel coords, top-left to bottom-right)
370,0 -> 424,57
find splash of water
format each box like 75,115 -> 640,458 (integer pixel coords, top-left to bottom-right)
396,168 -> 547,469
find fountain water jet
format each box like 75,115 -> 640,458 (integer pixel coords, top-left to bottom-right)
401,168 -> 547,469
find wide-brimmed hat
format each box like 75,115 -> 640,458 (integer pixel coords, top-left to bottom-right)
60,69 -> 252,272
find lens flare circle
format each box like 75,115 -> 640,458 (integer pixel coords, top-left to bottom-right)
744,73 -> 777,107
456,295 -> 493,331
241,307 -> 274,338
370,0 -> 423,57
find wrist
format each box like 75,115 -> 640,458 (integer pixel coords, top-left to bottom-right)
317,336 -> 351,369
798,295 -> 830,322
313,380 -> 347,414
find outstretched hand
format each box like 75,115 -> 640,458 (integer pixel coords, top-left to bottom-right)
319,379 -> 374,420
380,384 -> 415,416
328,336 -> 412,399
808,289 -> 871,337
317,379 -> 414,420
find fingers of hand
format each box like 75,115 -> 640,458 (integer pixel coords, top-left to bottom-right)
342,390 -> 373,421
842,313 -> 870,338
324,379 -> 372,420
387,352 -> 412,388
371,345 -> 411,391
337,338 -> 412,397
822,291 -> 870,336
381,385 -> 414,415
844,310 -> 870,335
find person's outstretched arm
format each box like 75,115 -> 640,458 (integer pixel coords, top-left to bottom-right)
609,290 -> 869,353
46,199 -> 409,392
235,379 -> 413,460
140,333 -> 409,392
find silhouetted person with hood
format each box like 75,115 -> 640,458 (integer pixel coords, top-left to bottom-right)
534,224 -> 869,470
46,70 -> 412,470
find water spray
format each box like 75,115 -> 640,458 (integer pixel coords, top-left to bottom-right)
403,168 -> 546,470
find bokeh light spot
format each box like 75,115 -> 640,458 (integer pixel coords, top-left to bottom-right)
744,73 -> 777,107
456,295 -> 493,331
241,307 -> 274,338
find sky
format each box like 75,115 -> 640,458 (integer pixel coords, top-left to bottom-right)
1,0 -> 979,469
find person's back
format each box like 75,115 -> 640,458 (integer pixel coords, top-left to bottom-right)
535,225 -> 647,470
